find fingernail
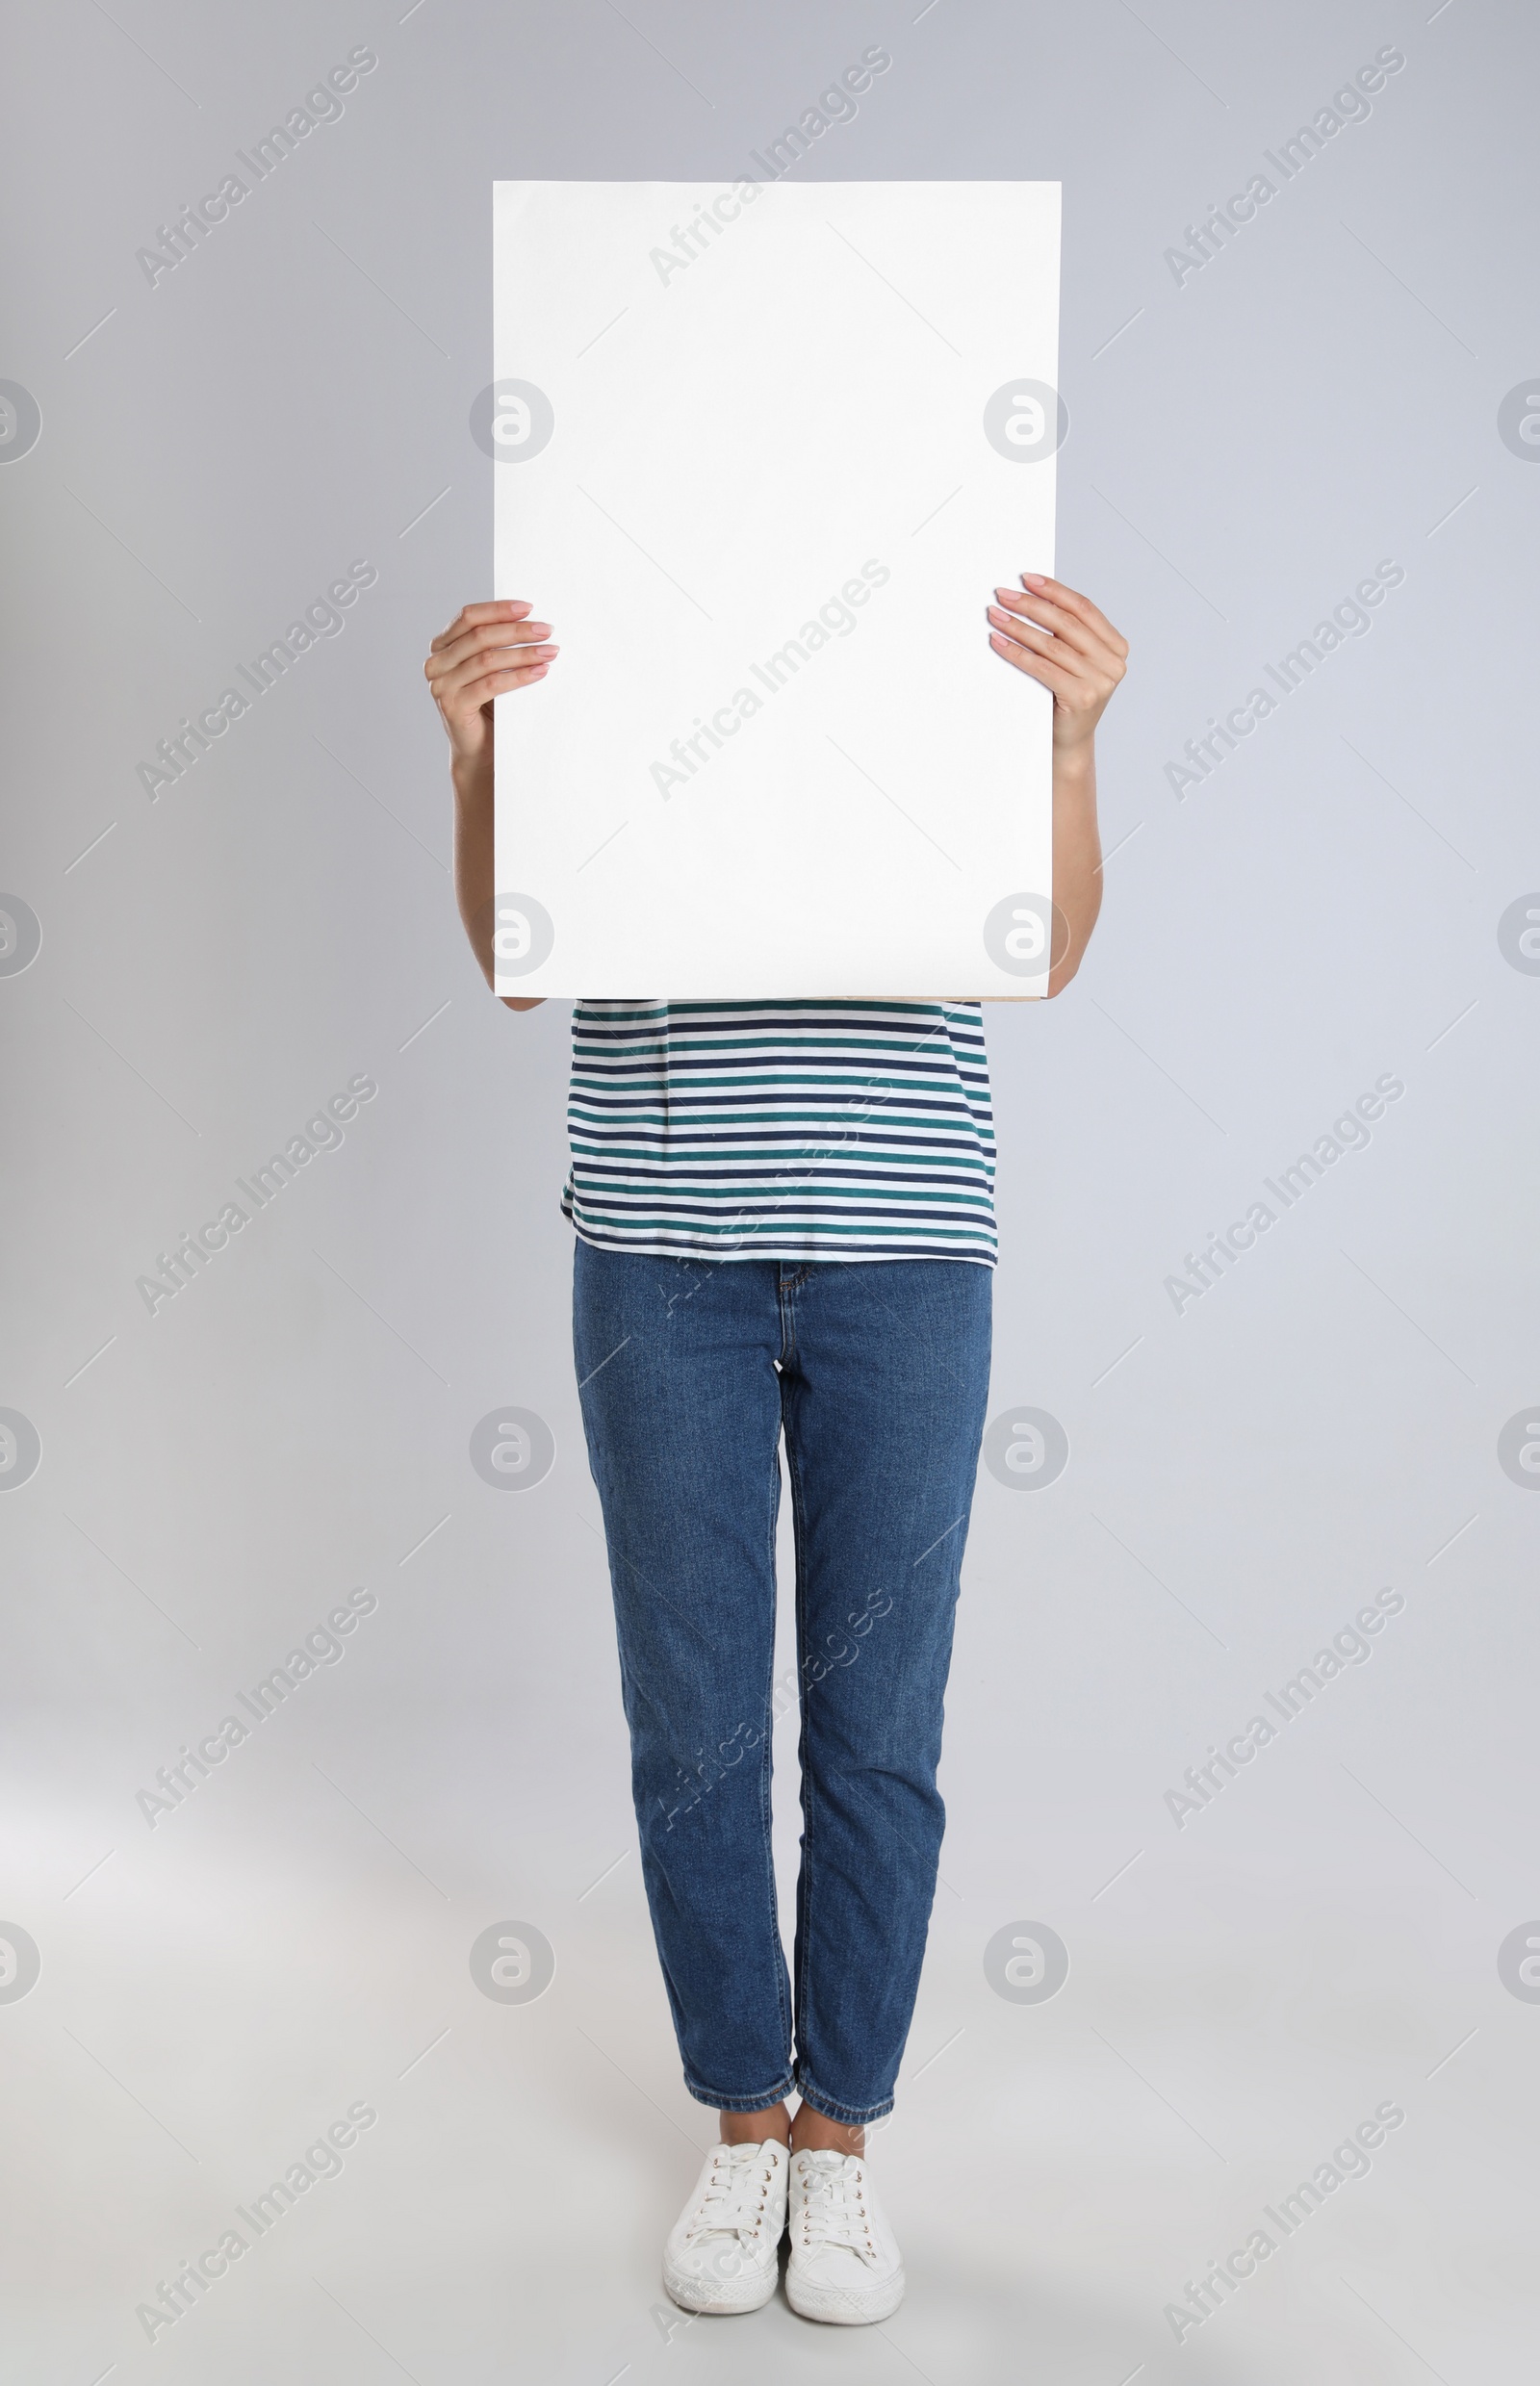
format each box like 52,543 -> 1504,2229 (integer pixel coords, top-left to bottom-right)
1021,572 -> 1046,587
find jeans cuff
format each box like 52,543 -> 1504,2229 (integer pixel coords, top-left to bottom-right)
792,2068 -> 895,2125
683,2067 -> 797,2115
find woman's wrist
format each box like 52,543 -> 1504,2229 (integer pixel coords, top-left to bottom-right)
1052,737 -> 1097,812
451,747 -> 494,811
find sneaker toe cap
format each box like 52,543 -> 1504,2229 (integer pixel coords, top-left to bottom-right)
793,2243 -> 875,2290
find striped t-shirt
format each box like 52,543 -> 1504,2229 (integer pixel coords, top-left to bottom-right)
561,1000 -> 996,1266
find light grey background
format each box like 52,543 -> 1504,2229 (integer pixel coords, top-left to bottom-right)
2,2 -> 1537,2379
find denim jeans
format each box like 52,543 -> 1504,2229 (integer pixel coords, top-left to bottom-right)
573,1244 -> 992,2125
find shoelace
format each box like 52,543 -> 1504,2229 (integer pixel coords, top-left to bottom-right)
795,2156 -> 878,2261
685,2146 -> 778,2248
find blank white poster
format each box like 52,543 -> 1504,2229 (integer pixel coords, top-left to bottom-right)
491,178 -> 1061,997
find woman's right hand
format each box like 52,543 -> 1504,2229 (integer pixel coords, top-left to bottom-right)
424,599 -> 559,768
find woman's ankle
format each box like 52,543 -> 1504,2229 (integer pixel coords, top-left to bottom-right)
788,2101 -> 864,2158
719,2101 -> 791,2146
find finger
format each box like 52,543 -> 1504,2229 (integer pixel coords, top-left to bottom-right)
429,620 -> 549,686
430,598 -> 532,651
993,584 -> 1127,672
993,581 -> 1099,640
442,662 -> 553,718
427,611 -> 542,672
426,618 -> 552,681
434,644 -> 559,702
456,659 -> 554,702
1019,575 -> 1129,657
990,585 -> 1106,663
433,643 -> 559,704
989,599 -> 1124,688
429,598 -> 533,654
988,629 -> 1079,695
987,607 -> 1100,680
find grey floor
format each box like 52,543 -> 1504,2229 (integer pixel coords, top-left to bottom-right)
6,1425 -> 1534,2383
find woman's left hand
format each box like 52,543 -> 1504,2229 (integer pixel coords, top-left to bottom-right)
988,574 -> 1128,755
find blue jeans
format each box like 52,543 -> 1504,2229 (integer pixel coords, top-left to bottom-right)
573,1244 -> 992,2125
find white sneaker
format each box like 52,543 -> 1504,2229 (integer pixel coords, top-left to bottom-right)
785,2146 -> 906,2323
662,2139 -> 789,2314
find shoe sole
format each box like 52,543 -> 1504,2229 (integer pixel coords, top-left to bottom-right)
784,2265 -> 907,2324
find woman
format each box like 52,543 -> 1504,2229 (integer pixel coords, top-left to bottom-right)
425,571 -> 1126,2323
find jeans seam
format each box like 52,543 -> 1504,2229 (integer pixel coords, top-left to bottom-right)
777,1266 -> 800,1362
763,1400 -> 792,2068
783,1399 -> 816,2101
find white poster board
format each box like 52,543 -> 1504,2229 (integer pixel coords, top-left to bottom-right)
491,179 -> 1061,997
